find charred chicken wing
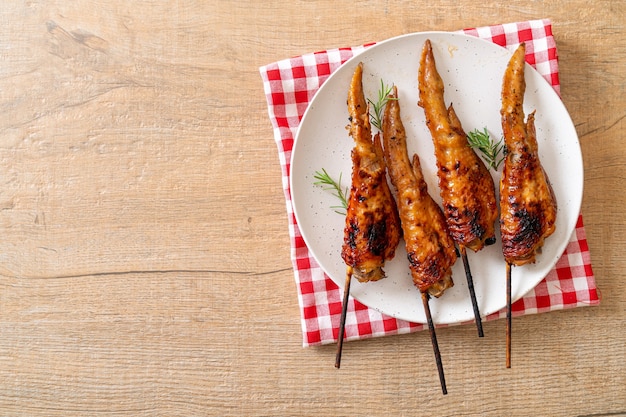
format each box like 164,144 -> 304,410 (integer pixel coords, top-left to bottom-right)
500,43 -> 557,266
341,62 -> 402,282
418,39 -> 498,252
381,86 -> 456,297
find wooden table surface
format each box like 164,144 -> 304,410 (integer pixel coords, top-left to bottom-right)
1,1 -> 624,416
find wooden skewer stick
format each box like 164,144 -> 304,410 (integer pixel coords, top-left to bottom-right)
421,291 -> 447,395
335,267 -> 353,369
506,262 -> 512,368
459,245 -> 484,337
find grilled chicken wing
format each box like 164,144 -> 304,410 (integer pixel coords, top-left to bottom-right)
418,39 -> 498,252
500,43 -> 557,266
341,62 -> 402,282
381,86 -> 455,297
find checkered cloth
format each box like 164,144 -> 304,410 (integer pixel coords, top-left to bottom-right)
260,19 -> 600,347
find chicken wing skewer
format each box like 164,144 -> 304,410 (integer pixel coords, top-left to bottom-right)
418,39 -> 499,337
335,62 -> 402,369
500,43 -> 557,367
382,85 -> 456,395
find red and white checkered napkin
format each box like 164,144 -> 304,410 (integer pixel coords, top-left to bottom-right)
260,19 -> 600,347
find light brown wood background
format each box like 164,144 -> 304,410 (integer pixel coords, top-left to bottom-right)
0,1 -> 624,416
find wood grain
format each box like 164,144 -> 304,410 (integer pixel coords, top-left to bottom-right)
0,1 -> 624,416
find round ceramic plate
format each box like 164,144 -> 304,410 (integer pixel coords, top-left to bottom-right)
290,32 -> 583,324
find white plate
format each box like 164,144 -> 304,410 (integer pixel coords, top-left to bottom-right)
290,32 -> 583,324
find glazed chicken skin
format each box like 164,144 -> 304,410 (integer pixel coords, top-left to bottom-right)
418,39 -> 498,252
341,62 -> 402,282
500,43 -> 557,266
381,86 -> 455,297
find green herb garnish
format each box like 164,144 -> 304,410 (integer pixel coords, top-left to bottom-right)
313,168 -> 349,215
367,79 -> 397,131
467,128 -> 505,171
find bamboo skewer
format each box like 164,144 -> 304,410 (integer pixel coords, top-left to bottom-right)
335,267 -> 353,369
459,246 -> 484,337
421,292 -> 447,395
506,262 -> 512,368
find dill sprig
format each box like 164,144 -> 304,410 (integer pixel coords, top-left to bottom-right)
313,168 -> 349,215
467,128 -> 505,171
367,79 -> 397,131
